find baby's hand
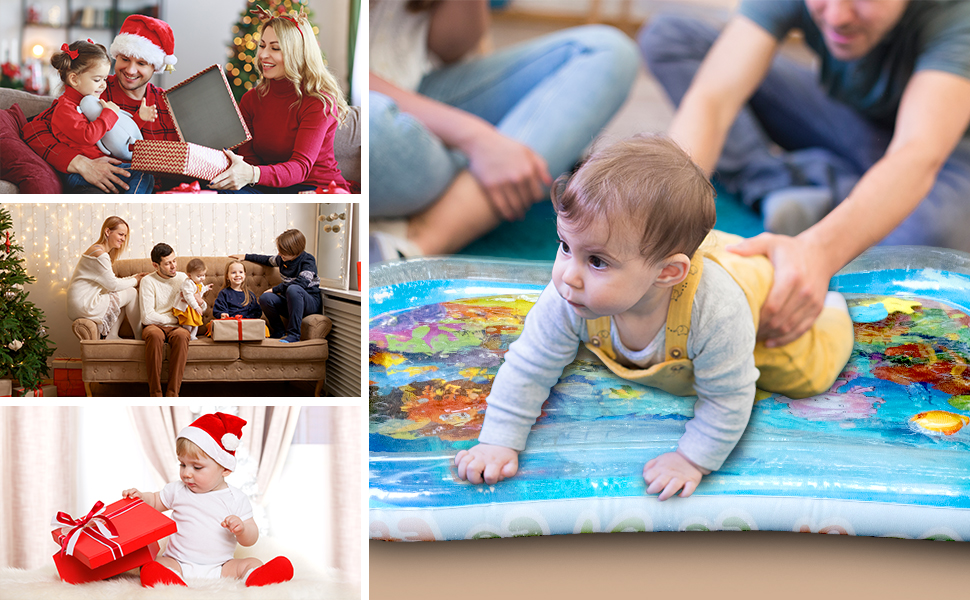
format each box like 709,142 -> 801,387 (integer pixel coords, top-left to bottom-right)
138,97 -> 157,122
455,443 -> 519,485
122,488 -> 146,501
222,515 -> 244,536
643,450 -> 708,501
99,100 -> 121,115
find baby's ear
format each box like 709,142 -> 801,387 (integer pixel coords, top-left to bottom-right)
654,254 -> 691,288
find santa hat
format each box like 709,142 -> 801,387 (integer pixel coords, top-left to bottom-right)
177,412 -> 247,471
109,15 -> 178,73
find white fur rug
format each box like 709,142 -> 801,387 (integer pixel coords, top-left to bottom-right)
1,538 -> 359,600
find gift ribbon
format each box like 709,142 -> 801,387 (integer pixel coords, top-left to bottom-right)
51,500 -> 120,558
51,498 -> 144,560
168,180 -> 203,193
219,314 -> 246,340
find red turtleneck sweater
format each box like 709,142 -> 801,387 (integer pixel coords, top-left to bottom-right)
50,86 -> 121,160
236,78 -> 347,189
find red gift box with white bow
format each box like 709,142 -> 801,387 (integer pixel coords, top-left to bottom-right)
50,498 -> 176,583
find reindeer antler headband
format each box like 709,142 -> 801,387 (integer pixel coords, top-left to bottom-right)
249,2 -> 309,40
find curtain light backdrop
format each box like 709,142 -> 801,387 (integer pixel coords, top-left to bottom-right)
7,203 -> 318,359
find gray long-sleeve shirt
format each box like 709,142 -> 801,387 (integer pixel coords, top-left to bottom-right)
478,258 -> 759,471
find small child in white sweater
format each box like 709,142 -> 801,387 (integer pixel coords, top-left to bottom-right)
172,258 -> 211,340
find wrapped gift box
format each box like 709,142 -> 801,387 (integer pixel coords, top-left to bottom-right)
53,541 -> 159,585
212,317 -> 267,341
131,64 -> 250,181
51,498 -> 176,571
13,383 -> 58,397
0,379 -> 10,396
53,358 -> 85,397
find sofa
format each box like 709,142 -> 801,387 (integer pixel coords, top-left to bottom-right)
72,256 -> 332,396
0,86 -> 361,193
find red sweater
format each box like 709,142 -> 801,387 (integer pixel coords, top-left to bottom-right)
236,78 -> 347,189
24,75 -> 178,172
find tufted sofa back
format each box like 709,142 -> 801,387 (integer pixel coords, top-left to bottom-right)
113,256 -> 280,323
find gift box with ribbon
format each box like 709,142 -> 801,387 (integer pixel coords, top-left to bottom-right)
211,315 -> 267,341
50,498 -> 176,582
52,541 -> 160,585
131,64 -> 250,182
13,383 -> 58,397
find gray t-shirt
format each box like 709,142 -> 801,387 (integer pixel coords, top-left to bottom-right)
740,0 -> 970,133
478,258 -> 759,471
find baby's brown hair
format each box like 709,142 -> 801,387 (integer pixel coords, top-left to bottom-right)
552,134 -> 716,264
176,437 -> 226,469
185,258 -> 206,275
50,39 -> 110,85
275,229 -> 306,257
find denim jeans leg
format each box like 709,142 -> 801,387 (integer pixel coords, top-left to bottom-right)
369,91 -> 467,217
419,24 -> 640,181
258,291 -> 287,338
282,286 -> 322,339
64,161 -> 154,194
639,14 -> 886,207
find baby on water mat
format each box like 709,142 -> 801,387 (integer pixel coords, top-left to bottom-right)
455,135 -> 855,500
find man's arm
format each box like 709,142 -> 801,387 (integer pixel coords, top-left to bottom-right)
667,15 -> 780,174
732,70 -> 970,345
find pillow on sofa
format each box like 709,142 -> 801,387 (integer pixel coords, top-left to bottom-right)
0,104 -> 62,194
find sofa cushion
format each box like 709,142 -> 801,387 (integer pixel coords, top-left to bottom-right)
0,104 -> 63,194
238,338 -> 328,362
335,106 -> 361,184
81,339 -> 241,362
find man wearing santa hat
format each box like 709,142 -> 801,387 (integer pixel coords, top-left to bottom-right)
24,15 -> 181,193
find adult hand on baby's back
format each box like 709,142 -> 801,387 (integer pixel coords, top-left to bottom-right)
465,129 -> 552,222
455,443 -> 519,485
643,450 -> 708,501
222,515 -> 244,535
727,233 -> 831,348
69,155 -> 130,193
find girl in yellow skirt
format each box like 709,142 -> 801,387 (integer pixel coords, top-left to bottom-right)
173,258 -> 211,340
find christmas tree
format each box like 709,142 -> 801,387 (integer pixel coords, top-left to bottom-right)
224,0 -> 319,102
0,207 -> 55,394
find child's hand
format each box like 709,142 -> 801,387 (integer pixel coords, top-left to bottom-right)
221,313 -> 230,319
99,100 -> 121,115
229,254 -> 245,260
455,443 -> 519,485
122,488 -> 146,501
194,292 -> 204,304
138,97 -> 157,122
222,515 -> 244,536
643,450 -> 709,501
203,284 -> 213,293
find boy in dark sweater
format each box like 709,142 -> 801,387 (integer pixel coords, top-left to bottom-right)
231,229 -> 321,343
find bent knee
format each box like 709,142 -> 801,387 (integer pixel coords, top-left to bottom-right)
637,14 -> 714,66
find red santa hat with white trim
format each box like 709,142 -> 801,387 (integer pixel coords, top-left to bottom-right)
177,412 -> 247,471
109,15 -> 178,73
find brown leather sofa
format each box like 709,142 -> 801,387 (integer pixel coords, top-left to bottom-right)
72,256 -> 331,396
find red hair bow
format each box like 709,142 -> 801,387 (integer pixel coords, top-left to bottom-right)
61,43 -> 79,60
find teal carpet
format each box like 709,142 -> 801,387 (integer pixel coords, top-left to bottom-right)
456,186 -> 764,261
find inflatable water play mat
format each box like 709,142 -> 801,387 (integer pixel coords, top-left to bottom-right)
369,249 -> 970,542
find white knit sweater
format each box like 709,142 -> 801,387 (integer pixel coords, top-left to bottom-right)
66,253 -> 137,321
140,271 -> 188,326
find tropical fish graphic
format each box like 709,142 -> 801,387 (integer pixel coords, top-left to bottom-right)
909,410 -> 970,435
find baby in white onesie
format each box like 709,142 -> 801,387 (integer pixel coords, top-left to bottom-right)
123,412 -> 293,588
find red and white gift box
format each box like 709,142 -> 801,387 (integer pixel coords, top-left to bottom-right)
13,383 -> 58,397
131,64 -> 250,181
211,315 -> 267,341
53,358 -> 85,397
51,497 -> 176,583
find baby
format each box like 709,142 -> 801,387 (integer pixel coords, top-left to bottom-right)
455,135 -> 855,500
123,412 -> 293,588
172,258 -> 211,340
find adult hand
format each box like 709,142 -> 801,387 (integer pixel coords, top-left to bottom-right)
138,97 -> 157,122
99,99 -> 121,116
70,155 -> 130,193
643,450 -> 707,501
454,443 -> 519,485
133,272 -> 150,285
209,149 -> 255,191
229,254 -> 245,260
465,130 -> 552,221
727,233 -> 831,347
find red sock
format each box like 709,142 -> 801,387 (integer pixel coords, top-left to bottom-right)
245,556 -> 294,587
140,561 -> 187,587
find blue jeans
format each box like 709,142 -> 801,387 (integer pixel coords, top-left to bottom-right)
370,24 -> 640,217
639,14 -> 970,251
65,161 -> 155,194
215,183 -> 317,194
258,286 -> 322,340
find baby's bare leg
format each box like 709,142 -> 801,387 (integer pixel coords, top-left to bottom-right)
222,557 -> 263,579
155,555 -> 183,576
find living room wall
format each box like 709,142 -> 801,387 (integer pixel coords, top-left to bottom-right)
7,202 -> 317,360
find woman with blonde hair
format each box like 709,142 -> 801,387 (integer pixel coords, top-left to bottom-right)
210,7 -> 350,192
67,216 -> 150,339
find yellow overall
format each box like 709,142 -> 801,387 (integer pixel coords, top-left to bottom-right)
584,231 -> 854,399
